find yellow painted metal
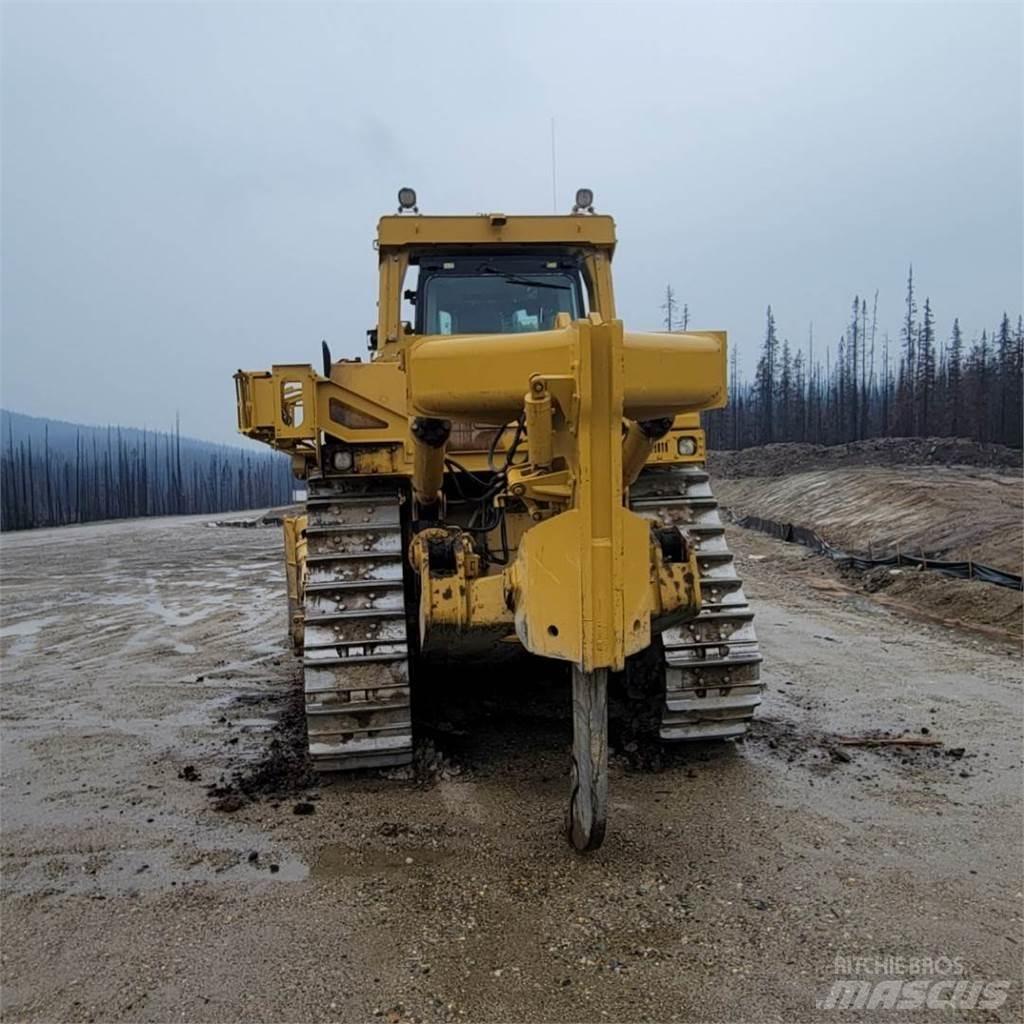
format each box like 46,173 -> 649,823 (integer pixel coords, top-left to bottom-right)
410,520 -> 701,661
235,363 -> 409,453
652,547 -> 702,628
523,380 -> 553,470
236,205 -> 729,678
377,214 -> 617,251
408,528 -> 512,645
582,251 -> 617,320
377,250 -> 410,346
405,324 -> 726,425
505,319 -> 652,670
282,514 -> 308,654
647,424 -> 706,466
410,426 -> 447,506
390,315 -> 711,669
328,359 -> 407,417
506,465 -> 572,514
622,421 -> 655,488
235,364 -> 318,441
418,568 -> 511,635
353,446 -> 405,474
575,316 -> 628,670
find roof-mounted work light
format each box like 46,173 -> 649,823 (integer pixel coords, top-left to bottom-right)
573,188 -> 595,213
397,187 -> 418,213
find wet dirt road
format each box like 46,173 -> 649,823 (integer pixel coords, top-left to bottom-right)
1,515 -> 1021,1023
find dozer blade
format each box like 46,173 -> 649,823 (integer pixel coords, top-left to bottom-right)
568,666 -> 609,852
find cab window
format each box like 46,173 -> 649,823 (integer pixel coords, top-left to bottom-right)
417,260 -> 586,335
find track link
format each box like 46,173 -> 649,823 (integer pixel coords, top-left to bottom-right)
629,464 -> 763,740
302,475 -> 413,771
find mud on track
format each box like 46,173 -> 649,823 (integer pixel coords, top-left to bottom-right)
1,513 -> 1021,1023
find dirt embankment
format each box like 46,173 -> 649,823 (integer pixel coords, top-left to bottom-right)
709,436 -> 1023,479
714,464 -> 1022,571
708,438 -> 1023,637
709,438 -> 1022,571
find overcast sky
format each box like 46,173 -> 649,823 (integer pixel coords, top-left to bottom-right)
2,1 -> 1021,445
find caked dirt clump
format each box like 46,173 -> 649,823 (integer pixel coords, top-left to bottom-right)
207,672 -> 488,807
745,716 -> 979,779
207,685 -> 318,806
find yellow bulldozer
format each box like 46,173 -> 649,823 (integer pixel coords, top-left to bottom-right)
234,189 -> 762,850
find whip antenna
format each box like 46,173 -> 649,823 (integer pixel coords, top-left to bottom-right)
550,117 -> 557,212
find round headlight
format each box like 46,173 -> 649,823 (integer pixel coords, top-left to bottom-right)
332,449 -> 354,471
574,188 -> 594,210
677,436 -> 697,456
397,187 -> 417,210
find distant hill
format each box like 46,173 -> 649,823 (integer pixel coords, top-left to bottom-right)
0,409 -> 292,531
0,409 -> 246,458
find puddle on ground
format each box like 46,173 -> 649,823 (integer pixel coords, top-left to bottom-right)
312,844 -> 450,879
0,616 -> 61,639
0,616 -> 62,659
228,716 -> 277,733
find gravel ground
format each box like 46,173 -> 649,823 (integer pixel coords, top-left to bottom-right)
1,514 -> 1021,1023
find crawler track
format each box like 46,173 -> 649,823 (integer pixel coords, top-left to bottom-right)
302,475 -> 413,770
629,464 -> 763,740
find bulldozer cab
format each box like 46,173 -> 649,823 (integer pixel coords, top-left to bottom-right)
372,210 -> 618,351
413,254 -> 586,336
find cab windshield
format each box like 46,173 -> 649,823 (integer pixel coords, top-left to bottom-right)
417,258 -> 585,335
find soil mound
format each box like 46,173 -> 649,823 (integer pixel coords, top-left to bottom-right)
709,437 -> 1022,479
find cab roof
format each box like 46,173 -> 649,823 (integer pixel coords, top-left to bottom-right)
377,213 -> 616,253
